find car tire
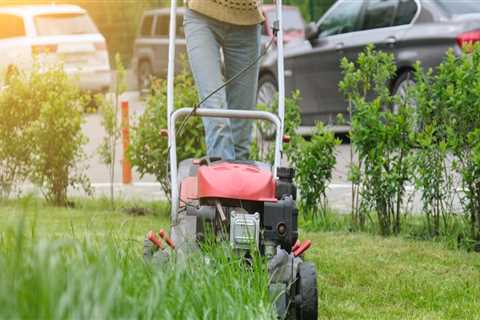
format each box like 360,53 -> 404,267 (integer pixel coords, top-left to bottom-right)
256,74 -> 278,141
138,60 -> 153,93
392,71 -> 416,114
295,262 -> 318,320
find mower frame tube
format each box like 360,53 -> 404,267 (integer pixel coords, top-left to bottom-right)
166,0 -> 176,134
166,0 -> 176,223
169,107 -> 282,223
276,0 -> 286,138
166,0 -> 286,223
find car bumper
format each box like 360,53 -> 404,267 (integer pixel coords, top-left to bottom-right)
66,67 -> 112,93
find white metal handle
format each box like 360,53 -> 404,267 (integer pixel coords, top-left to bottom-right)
166,1 -> 286,222
169,108 -> 283,223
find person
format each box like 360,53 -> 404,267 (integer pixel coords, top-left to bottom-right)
184,0 -> 264,161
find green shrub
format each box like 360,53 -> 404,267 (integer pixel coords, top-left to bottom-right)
27,65 -> 91,206
129,66 -> 206,199
414,44 -> 480,241
412,63 -> 456,237
340,45 -> 416,235
97,54 -> 127,206
0,72 -> 36,197
0,64 -> 90,205
254,91 -> 338,220
295,123 -> 339,219
252,90 -> 302,164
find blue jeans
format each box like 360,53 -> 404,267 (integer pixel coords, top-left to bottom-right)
184,9 -> 261,160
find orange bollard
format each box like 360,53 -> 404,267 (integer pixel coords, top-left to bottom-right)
121,101 -> 132,184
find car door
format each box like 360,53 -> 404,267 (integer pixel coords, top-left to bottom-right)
289,0 -> 365,126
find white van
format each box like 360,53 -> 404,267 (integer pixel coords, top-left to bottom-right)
0,5 -> 111,92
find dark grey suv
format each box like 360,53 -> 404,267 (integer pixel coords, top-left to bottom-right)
258,0 -> 480,132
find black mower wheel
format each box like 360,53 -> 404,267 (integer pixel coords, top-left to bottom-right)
296,262 -> 318,320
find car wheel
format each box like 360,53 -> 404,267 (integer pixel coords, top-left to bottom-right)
138,60 -> 153,93
392,71 -> 416,114
256,74 -> 278,140
295,262 -> 318,320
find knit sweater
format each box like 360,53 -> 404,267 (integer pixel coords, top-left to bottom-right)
187,0 -> 264,26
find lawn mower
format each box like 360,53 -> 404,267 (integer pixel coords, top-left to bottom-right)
144,1 -> 318,319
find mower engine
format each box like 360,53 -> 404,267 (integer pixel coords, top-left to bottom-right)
173,159 -> 317,319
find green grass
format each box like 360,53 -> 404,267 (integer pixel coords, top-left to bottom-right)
0,197 -> 274,319
308,231 -> 480,319
1,197 -> 480,319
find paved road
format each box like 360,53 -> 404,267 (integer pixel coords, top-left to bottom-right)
76,91 -> 461,214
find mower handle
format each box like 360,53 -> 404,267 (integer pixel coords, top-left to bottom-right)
169,107 -> 283,223
167,0 -> 286,223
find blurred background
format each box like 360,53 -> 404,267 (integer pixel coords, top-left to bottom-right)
0,0 -> 335,66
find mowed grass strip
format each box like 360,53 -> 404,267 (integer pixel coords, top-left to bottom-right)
307,231 -> 480,320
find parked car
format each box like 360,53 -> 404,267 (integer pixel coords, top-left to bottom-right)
259,0 -> 480,133
131,5 -> 305,92
0,5 -> 111,92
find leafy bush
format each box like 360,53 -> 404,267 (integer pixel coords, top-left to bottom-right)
252,90 -> 302,164
414,44 -> 480,241
295,123 -> 339,219
340,45 -> 415,235
412,63 -> 456,237
27,65 -> 91,206
129,66 -> 206,199
97,54 -> 127,206
0,64 -> 90,205
0,72 -> 38,197
254,91 -> 338,220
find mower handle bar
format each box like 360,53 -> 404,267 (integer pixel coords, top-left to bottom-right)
167,0 -> 286,222
169,108 -> 283,223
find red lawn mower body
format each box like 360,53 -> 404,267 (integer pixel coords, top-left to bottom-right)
179,162 -> 277,203
197,162 -> 277,202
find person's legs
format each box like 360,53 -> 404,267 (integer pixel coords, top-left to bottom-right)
184,9 -> 235,160
223,24 -> 261,160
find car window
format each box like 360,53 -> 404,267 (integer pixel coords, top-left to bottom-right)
141,15 -> 154,36
0,14 -> 26,39
319,0 -> 364,37
436,0 -> 480,16
154,14 -> 184,37
34,13 -> 97,36
393,0 -> 418,25
363,0 -> 398,30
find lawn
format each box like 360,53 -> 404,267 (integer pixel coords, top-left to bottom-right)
1,197 -> 479,319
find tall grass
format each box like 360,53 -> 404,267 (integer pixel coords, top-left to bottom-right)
0,199 -> 275,320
